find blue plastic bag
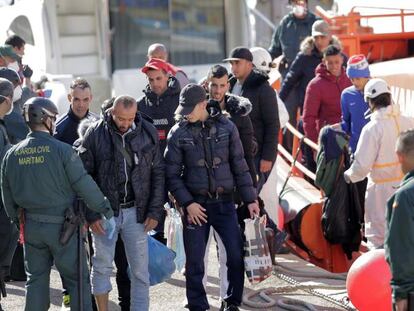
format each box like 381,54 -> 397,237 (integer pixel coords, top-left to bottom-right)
148,235 -> 176,286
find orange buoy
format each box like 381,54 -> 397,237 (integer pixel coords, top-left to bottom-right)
346,249 -> 392,311
277,204 -> 285,230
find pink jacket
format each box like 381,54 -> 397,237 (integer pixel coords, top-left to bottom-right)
303,63 -> 352,142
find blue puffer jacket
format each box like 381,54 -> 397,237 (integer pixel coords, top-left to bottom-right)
340,85 -> 370,153
165,113 -> 256,207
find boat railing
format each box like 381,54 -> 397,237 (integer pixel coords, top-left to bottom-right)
315,5 -> 414,62
316,5 -> 414,35
278,121 -> 318,182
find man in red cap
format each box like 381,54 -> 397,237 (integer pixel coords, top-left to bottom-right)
137,58 -> 180,244
138,58 -> 180,160
147,43 -> 189,88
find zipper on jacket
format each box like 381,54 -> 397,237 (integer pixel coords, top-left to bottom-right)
121,134 -> 128,204
201,124 -> 216,196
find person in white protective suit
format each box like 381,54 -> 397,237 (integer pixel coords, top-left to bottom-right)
344,78 -> 414,249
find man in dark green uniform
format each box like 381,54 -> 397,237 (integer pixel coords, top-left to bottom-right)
1,97 -> 114,311
0,78 -> 16,311
385,129 -> 414,311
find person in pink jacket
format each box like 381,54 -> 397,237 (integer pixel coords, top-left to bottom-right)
302,45 -> 352,143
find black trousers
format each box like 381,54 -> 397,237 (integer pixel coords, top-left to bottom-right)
0,207 -> 18,277
184,201 -> 244,311
355,178 -> 368,217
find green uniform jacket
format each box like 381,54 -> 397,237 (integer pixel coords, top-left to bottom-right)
385,170 -> 414,301
1,131 -> 113,222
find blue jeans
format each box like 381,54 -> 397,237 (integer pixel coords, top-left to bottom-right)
184,201 -> 244,311
91,208 -> 149,311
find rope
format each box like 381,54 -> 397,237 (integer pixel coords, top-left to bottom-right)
275,262 -> 347,281
243,285 -> 344,310
275,272 -> 355,310
277,299 -> 318,311
242,265 -> 354,310
243,287 -> 319,310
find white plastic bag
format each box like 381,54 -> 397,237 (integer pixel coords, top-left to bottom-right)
166,206 -> 186,272
243,215 -> 273,284
276,90 -> 289,128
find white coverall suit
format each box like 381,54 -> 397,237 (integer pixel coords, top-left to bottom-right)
344,104 -> 414,249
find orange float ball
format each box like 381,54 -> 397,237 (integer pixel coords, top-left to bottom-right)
346,249 -> 392,311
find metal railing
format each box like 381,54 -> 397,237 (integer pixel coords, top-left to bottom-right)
316,5 -> 414,35
278,122 -> 318,182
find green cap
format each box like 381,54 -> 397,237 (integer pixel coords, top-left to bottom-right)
0,45 -> 19,61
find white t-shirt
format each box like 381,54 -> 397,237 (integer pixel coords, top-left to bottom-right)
232,81 -> 243,96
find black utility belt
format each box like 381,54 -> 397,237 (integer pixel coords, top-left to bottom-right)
193,193 -> 233,203
119,201 -> 135,209
25,213 -> 65,224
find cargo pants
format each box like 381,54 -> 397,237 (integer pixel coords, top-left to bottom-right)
23,215 -> 92,311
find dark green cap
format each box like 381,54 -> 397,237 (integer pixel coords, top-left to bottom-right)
0,45 -> 19,61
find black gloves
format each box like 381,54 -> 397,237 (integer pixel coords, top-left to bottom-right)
22,65 -> 33,78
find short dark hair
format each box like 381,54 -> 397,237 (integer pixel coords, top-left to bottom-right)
5,35 -> 25,49
101,97 -> 115,115
113,95 -> 136,109
323,45 -> 341,58
207,65 -> 228,80
70,77 -> 91,91
397,129 -> 414,156
370,93 -> 391,109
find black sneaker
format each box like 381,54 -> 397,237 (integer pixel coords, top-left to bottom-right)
274,230 -> 288,254
224,305 -> 240,311
265,228 -> 277,265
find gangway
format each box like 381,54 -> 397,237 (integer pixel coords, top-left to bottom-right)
272,6 -> 414,273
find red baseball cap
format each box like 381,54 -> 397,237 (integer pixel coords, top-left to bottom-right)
141,58 -> 177,75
